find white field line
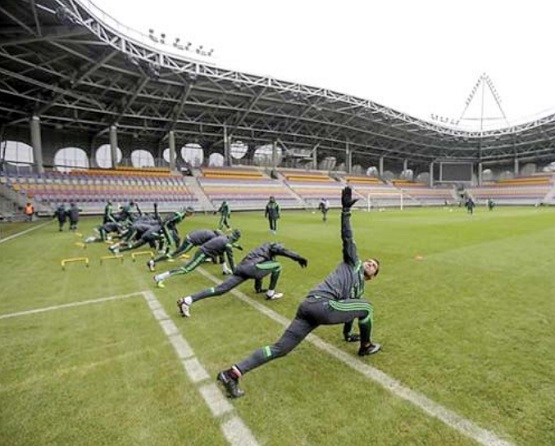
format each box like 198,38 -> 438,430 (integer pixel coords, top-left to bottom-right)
142,291 -> 259,446
196,268 -> 514,446
1,290 -> 259,446
0,221 -> 50,244
0,291 -> 145,320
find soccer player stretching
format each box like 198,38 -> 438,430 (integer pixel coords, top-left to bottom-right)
176,242 -> 308,317
217,186 -> 381,398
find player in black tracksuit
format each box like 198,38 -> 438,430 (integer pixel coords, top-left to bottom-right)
176,242 -> 308,317
216,186 -> 382,398
53,204 -> 67,231
153,229 -> 242,288
67,203 -> 80,230
110,208 -> 191,254
147,228 -> 223,271
265,196 -> 280,233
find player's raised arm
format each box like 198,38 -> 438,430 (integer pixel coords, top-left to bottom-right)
341,186 -> 359,266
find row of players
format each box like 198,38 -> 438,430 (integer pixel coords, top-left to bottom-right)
85,188 -> 380,399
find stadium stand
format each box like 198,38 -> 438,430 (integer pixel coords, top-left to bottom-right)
279,169 -> 344,208
467,174 -> 554,205
0,169 -> 197,213
390,180 -> 457,206
197,166 -> 302,210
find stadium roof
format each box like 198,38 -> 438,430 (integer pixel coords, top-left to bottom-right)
1,0 -> 555,167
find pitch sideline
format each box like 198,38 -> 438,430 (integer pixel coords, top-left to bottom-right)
0,221 -> 50,244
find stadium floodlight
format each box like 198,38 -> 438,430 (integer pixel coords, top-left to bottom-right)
148,29 -> 158,43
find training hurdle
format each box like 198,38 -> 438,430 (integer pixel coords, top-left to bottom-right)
131,251 -> 154,262
61,257 -> 89,270
100,255 -> 124,265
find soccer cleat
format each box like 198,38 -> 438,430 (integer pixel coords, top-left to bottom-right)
147,260 -> 155,272
109,244 -> 119,254
265,292 -> 283,300
176,298 -> 191,317
344,333 -> 360,342
358,343 -> 381,356
217,370 -> 245,399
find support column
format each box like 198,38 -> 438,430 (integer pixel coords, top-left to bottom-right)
345,141 -> 352,174
109,125 -> 118,169
429,162 -> 434,186
312,146 -> 318,170
478,162 -> 483,186
403,159 -> 408,173
223,125 -> 231,167
168,130 -> 176,172
379,156 -> 384,177
514,157 -> 519,176
30,115 -> 44,174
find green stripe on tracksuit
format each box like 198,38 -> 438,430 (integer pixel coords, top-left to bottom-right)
255,261 -> 282,290
169,250 -> 207,277
235,296 -> 374,375
328,299 -> 373,324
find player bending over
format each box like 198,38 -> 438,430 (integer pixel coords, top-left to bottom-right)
176,241 -> 307,317
216,186 -> 381,399
153,229 -> 242,288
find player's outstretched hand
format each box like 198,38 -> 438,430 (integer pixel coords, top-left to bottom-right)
341,186 -> 359,210
297,257 -> 308,268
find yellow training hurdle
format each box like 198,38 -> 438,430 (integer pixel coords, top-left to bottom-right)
61,257 -> 89,270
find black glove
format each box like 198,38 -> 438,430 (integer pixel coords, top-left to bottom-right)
297,257 -> 308,268
341,186 -> 359,210
344,333 -> 360,342
235,245 -> 244,251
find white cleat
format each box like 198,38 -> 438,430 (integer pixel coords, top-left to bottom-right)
177,298 -> 191,317
266,292 -> 283,300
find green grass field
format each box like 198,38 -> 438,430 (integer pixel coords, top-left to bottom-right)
1,206 -> 554,446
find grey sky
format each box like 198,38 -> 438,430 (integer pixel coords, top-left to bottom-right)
92,0 -> 555,129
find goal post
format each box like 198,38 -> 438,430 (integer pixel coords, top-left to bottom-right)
366,191 -> 404,211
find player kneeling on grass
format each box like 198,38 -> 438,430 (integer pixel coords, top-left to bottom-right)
216,186 -> 381,399
153,229 -> 242,288
176,242 -> 308,317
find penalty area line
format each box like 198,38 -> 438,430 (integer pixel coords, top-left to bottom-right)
141,291 -> 259,446
0,291 -> 147,320
196,268 -> 514,446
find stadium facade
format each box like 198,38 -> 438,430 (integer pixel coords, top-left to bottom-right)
1,0 -> 554,182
